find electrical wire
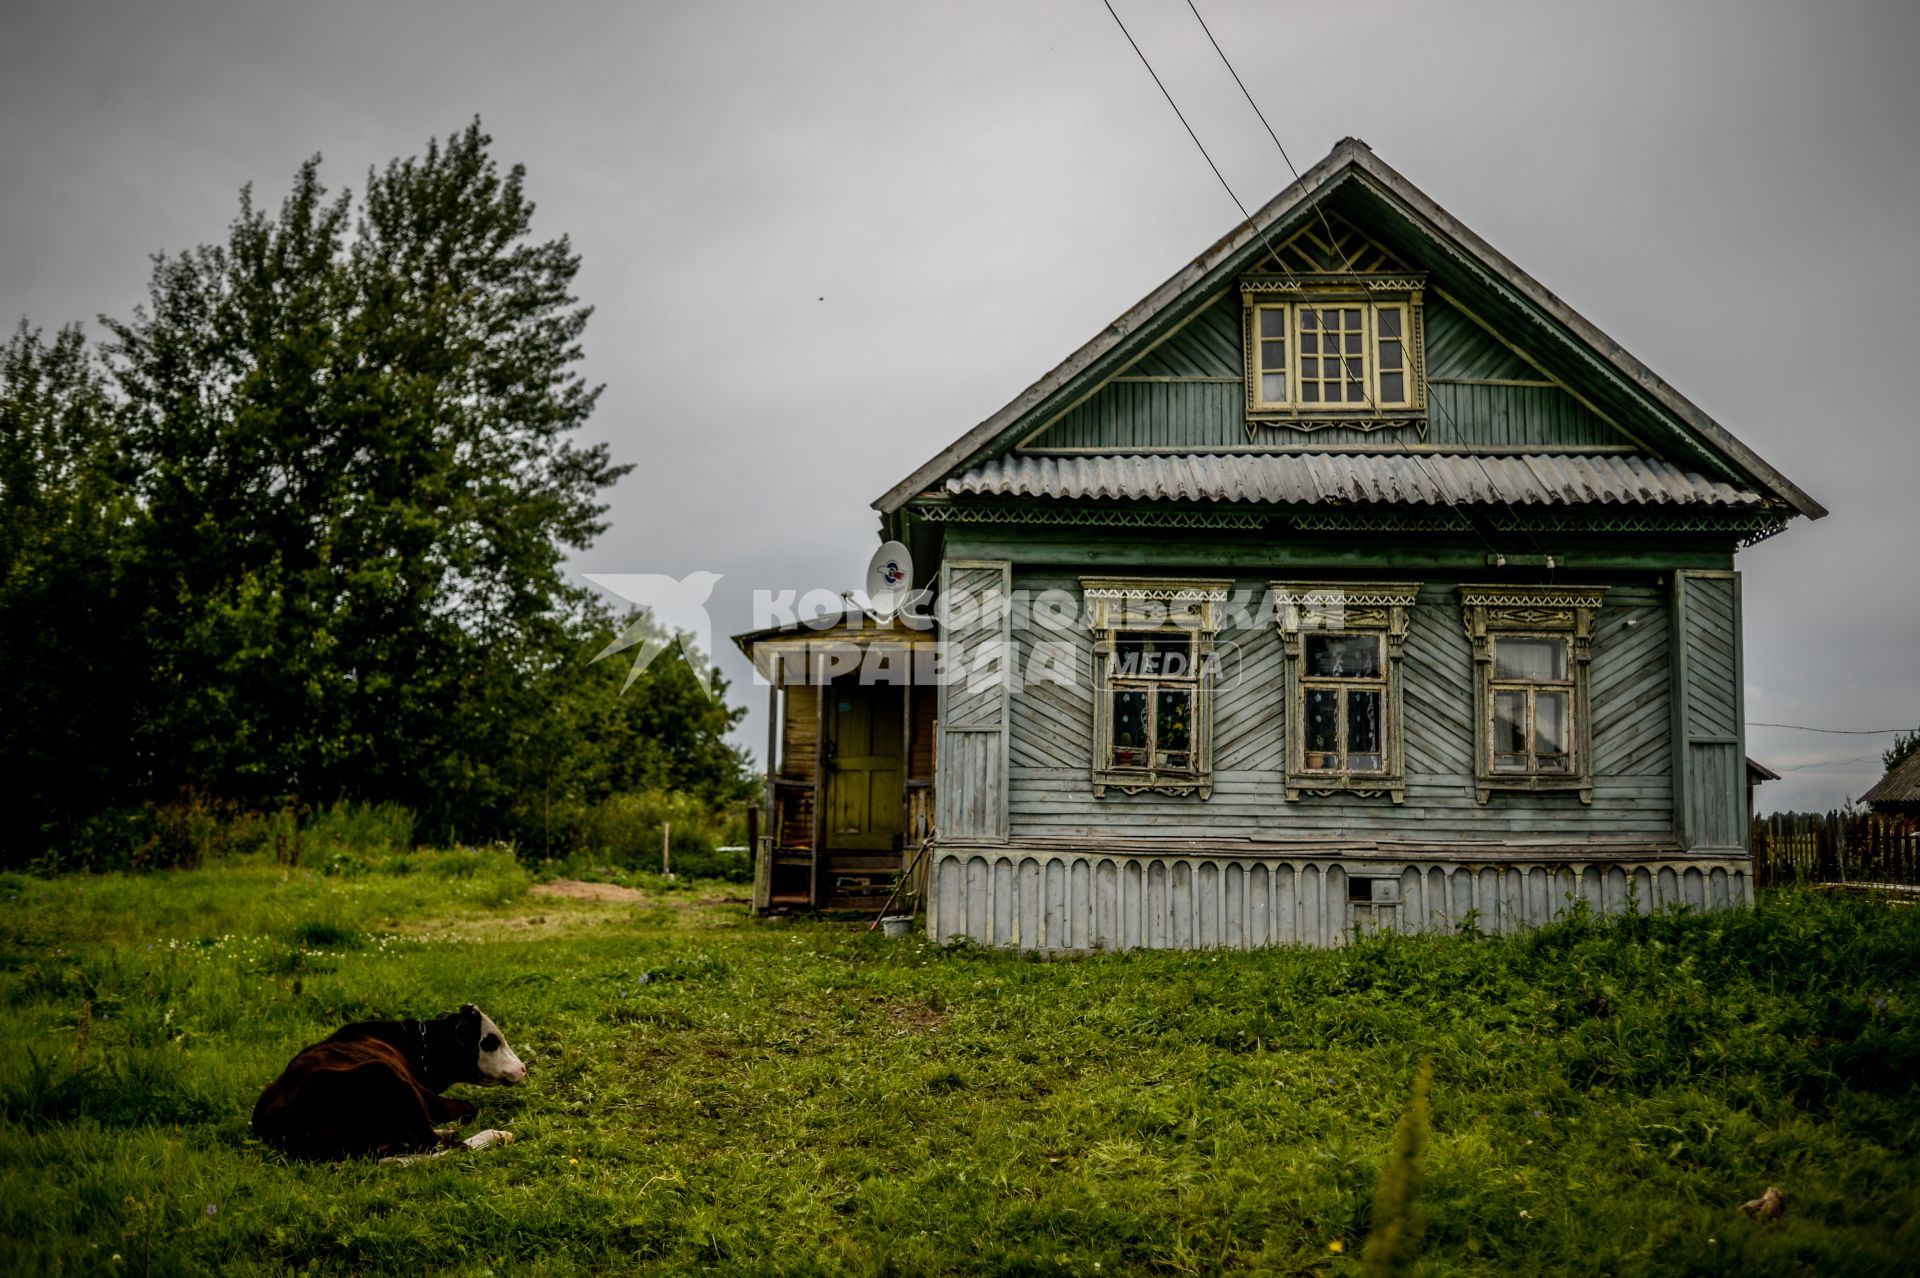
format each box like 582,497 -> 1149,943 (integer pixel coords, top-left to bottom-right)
1181,0 -> 1552,569
1748,722 -> 1914,735
1099,0 -> 1507,562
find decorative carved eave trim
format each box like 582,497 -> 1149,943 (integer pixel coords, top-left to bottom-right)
1239,272 -> 1428,295
1272,582 -> 1421,620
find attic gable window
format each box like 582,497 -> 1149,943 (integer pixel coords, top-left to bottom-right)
1084,577 -> 1232,800
1241,277 -> 1425,430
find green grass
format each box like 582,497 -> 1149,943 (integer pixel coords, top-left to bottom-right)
1,853 -> 1917,1276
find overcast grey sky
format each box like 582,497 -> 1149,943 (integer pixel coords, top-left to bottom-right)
4,0 -> 1915,812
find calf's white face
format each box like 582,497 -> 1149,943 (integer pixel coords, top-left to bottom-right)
469,1006 -> 527,1085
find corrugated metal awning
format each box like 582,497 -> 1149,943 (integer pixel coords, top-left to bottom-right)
942,453 -> 1766,508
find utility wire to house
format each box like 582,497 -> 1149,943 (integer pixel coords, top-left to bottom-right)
1748,722 -> 1913,735
1180,0 -> 1553,567
1102,0 -> 1540,566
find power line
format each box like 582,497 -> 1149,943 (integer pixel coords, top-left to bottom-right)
1181,0 -> 1551,568
1099,0 -> 1506,562
1098,0 -> 1512,556
1776,753 -> 1882,773
1748,722 -> 1913,736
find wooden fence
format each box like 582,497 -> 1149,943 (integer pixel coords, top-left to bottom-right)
1751,811 -> 1920,888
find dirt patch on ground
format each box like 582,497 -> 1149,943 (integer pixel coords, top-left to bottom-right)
529,879 -> 651,904
882,1000 -> 946,1034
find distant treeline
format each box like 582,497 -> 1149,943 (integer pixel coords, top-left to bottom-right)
0,121 -> 753,869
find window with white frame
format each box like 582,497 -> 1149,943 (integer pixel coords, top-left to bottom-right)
1459,586 -> 1607,803
1490,636 -> 1574,776
1241,280 -> 1425,428
1084,577 -> 1231,799
1274,583 -> 1418,802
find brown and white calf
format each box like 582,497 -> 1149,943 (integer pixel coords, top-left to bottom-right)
252,1003 -> 526,1160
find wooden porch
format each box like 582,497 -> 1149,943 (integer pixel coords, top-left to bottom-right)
736,615 -> 936,914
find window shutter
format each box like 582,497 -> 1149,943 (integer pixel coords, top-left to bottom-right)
937,560 -> 1012,841
1672,571 -> 1746,850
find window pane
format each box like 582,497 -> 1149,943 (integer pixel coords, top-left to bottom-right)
1345,331 -> 1362,355
1259,307 -> 1285,339
1300,332 -> 1319,355
1348,753 -> 1382,772
1261,373 -> 1286,403
1261,339 -> 1287,370
1113,689 -> 1148,754
1377,308 -> 1401,338
1379,372 -> 1404,402
1301,356 -> 1319,377
1301,383 -> 1320,403
1305,633 -> 1382,677
1115,634 -> 1191,679
1342,309 -> 1360,329
1305,688 -> 1340,760
1156,689 -> 1192,756
1379,342 -> 1402,371
1347,690 -> 1382,755
1493,752 -> 1529,774
1495,689 -> 1527,754
1345,380 -> 1366,402
1534,691 -> 1568,757
1495,637 -> 1567,680
1299,308 -> 1319,330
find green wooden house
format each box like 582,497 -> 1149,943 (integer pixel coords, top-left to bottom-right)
741,139 -> 1823,946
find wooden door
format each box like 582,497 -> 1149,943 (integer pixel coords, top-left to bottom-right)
825,685 -> 905,851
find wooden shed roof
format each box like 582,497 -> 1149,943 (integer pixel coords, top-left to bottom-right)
1860,751 -> 1920,805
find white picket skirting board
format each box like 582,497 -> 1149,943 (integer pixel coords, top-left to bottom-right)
928,848 -> 1751,951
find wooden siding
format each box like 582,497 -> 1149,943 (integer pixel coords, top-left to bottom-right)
936,561 -> 1012,841
1674,571 -> 1746,850
1002,574 -> 1674,843
779,685 -> 819,780
909,685 -> 937,780
1022,296 -> 1625,453
929,851 -> 1751,950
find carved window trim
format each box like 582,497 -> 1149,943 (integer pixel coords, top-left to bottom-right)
1272,582 -> 1419,803
1458,586 -> 1608,804
1083,577 -> 1233,799
1240,274 -> 1427,433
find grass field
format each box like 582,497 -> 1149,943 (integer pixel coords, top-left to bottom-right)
2,849 -> 1917,1276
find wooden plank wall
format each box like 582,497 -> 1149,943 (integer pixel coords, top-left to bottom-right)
929,851 -> 1752,950
1004,574 -> 1673,842
1023,296 -> 1622,452
779,685 -> 819,781
936,561 -> 1012,841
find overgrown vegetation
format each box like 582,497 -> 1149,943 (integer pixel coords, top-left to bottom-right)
0,120 -> 754,869
2,857 -> 1916,1276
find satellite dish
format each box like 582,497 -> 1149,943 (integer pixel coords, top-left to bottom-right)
865,540 -> 913,620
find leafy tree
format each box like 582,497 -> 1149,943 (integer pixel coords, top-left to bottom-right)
100,121 -> 630,827
0,323 -> 142,849
1885,728 -> 1920,774
1,120 -> 754,865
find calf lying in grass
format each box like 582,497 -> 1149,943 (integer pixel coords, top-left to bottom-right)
252,1003 -> 525,1162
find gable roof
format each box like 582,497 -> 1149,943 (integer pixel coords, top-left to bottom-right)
1861,751 -> 1920,806
875,139 -> 1824,521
